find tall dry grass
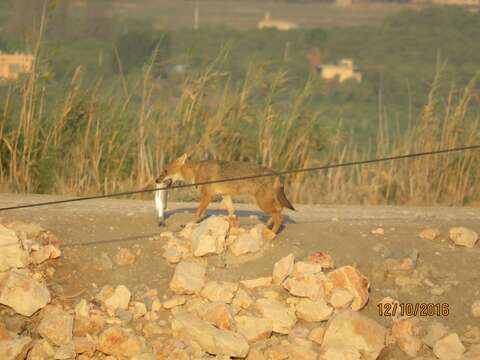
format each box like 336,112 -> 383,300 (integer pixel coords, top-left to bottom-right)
0,49 -> 479,206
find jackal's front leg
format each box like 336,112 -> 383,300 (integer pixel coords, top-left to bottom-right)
193,192 -> 212,223
222,195 -> 239,227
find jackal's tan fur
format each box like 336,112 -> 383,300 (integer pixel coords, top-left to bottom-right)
156,154 -> 295,233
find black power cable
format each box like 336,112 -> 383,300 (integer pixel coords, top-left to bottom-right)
0,144 -> 479,212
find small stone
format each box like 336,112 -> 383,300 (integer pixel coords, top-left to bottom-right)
104,285 -> 131,312
191,216 -> 229,256
272,253 -> 295,285
423,321 -> 449,348
449,227 -> 478,248
371,228 -> 385,235
319,345 -> 361,360
37,306 -> 74,346
54,342 -> 76,360
391,318 -> 421,357
295,298 -> 333,322
199,302 -> 235,330
3,315 -> 27,334
73,314 -> 105,336
131,302 -> 147,320
97,326 -> 145,358
328,288 -> 354,309
163,296 -> 186,309
240,277 -> 272,289
285,343 -> 317,360
142,321 -> 167,339
433,333 -> 465,360
30,245 -> 61,265
113,247 -> 136,265
200,281 -> 238,303
132,354 -> 156,360
162,236 -> 192,264
283,272 -> 326,300
0,224 -> 28,271
255,298 -> 297,334
325,266 -> 370,311
171,310 -> 249,358
262,289 -> 281,300
419,228 -> 441,241
321,310 -> 386,360
235,316 -> 273,343
246,348 -> 265,360
74,299 -> 90,318
384,256 -> 417,273
27,339 -> 55,360
0,335 -> 31,360
229,231 -> 263,256
305,251 -> 334,269
170,260 -> 206,295
471,300 -> 480,318
96,285 -> 114,304
264,345 -> 289,360
293,261 -> 323,275
162,245 -> 182,264
0,269 -> 51,316
309,327 -> 325,345
232,288 -> 253,309
431,287 -> 445,296
73,336 -> 95,355
115,308 -> 133,322
184,295 -> 209,315
6,221 -> 45,240
177,222 -> 197,239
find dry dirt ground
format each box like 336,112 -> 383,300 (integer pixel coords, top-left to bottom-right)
1,193 -> 479,358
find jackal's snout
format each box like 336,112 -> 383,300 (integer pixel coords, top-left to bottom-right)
155,176 -> 172,187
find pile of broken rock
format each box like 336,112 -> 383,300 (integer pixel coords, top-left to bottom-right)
0,222 -> 61,359
1,216 -> 479,360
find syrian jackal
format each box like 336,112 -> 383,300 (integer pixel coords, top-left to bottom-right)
155,154 -> 295,233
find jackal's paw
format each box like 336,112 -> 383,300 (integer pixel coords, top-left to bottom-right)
227,216 -> 240,228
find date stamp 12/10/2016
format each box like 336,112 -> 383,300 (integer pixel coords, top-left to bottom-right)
378,302 -> 450,317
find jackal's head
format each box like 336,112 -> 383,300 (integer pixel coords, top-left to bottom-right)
155,153 -> 188,186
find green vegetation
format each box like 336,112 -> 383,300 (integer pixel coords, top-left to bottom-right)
0,2 -> 479,205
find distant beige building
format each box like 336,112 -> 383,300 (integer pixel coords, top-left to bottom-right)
258,12 -> 299,31
319,59 -> 362,83
336,0 -> 353,6
0,53 -> 34,81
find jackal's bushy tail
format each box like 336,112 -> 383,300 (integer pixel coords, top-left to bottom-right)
277,185 -> 295,211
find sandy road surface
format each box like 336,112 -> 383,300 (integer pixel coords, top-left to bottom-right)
1,193 -> 479,358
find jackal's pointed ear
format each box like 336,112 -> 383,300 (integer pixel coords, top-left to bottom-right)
177,153 -> 188,165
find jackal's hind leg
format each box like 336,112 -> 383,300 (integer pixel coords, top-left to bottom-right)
266,217 -> 274,229
255,189 -> 282,232
271,213 -> 283,234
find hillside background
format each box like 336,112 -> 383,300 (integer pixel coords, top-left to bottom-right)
0,0 -> 478,205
